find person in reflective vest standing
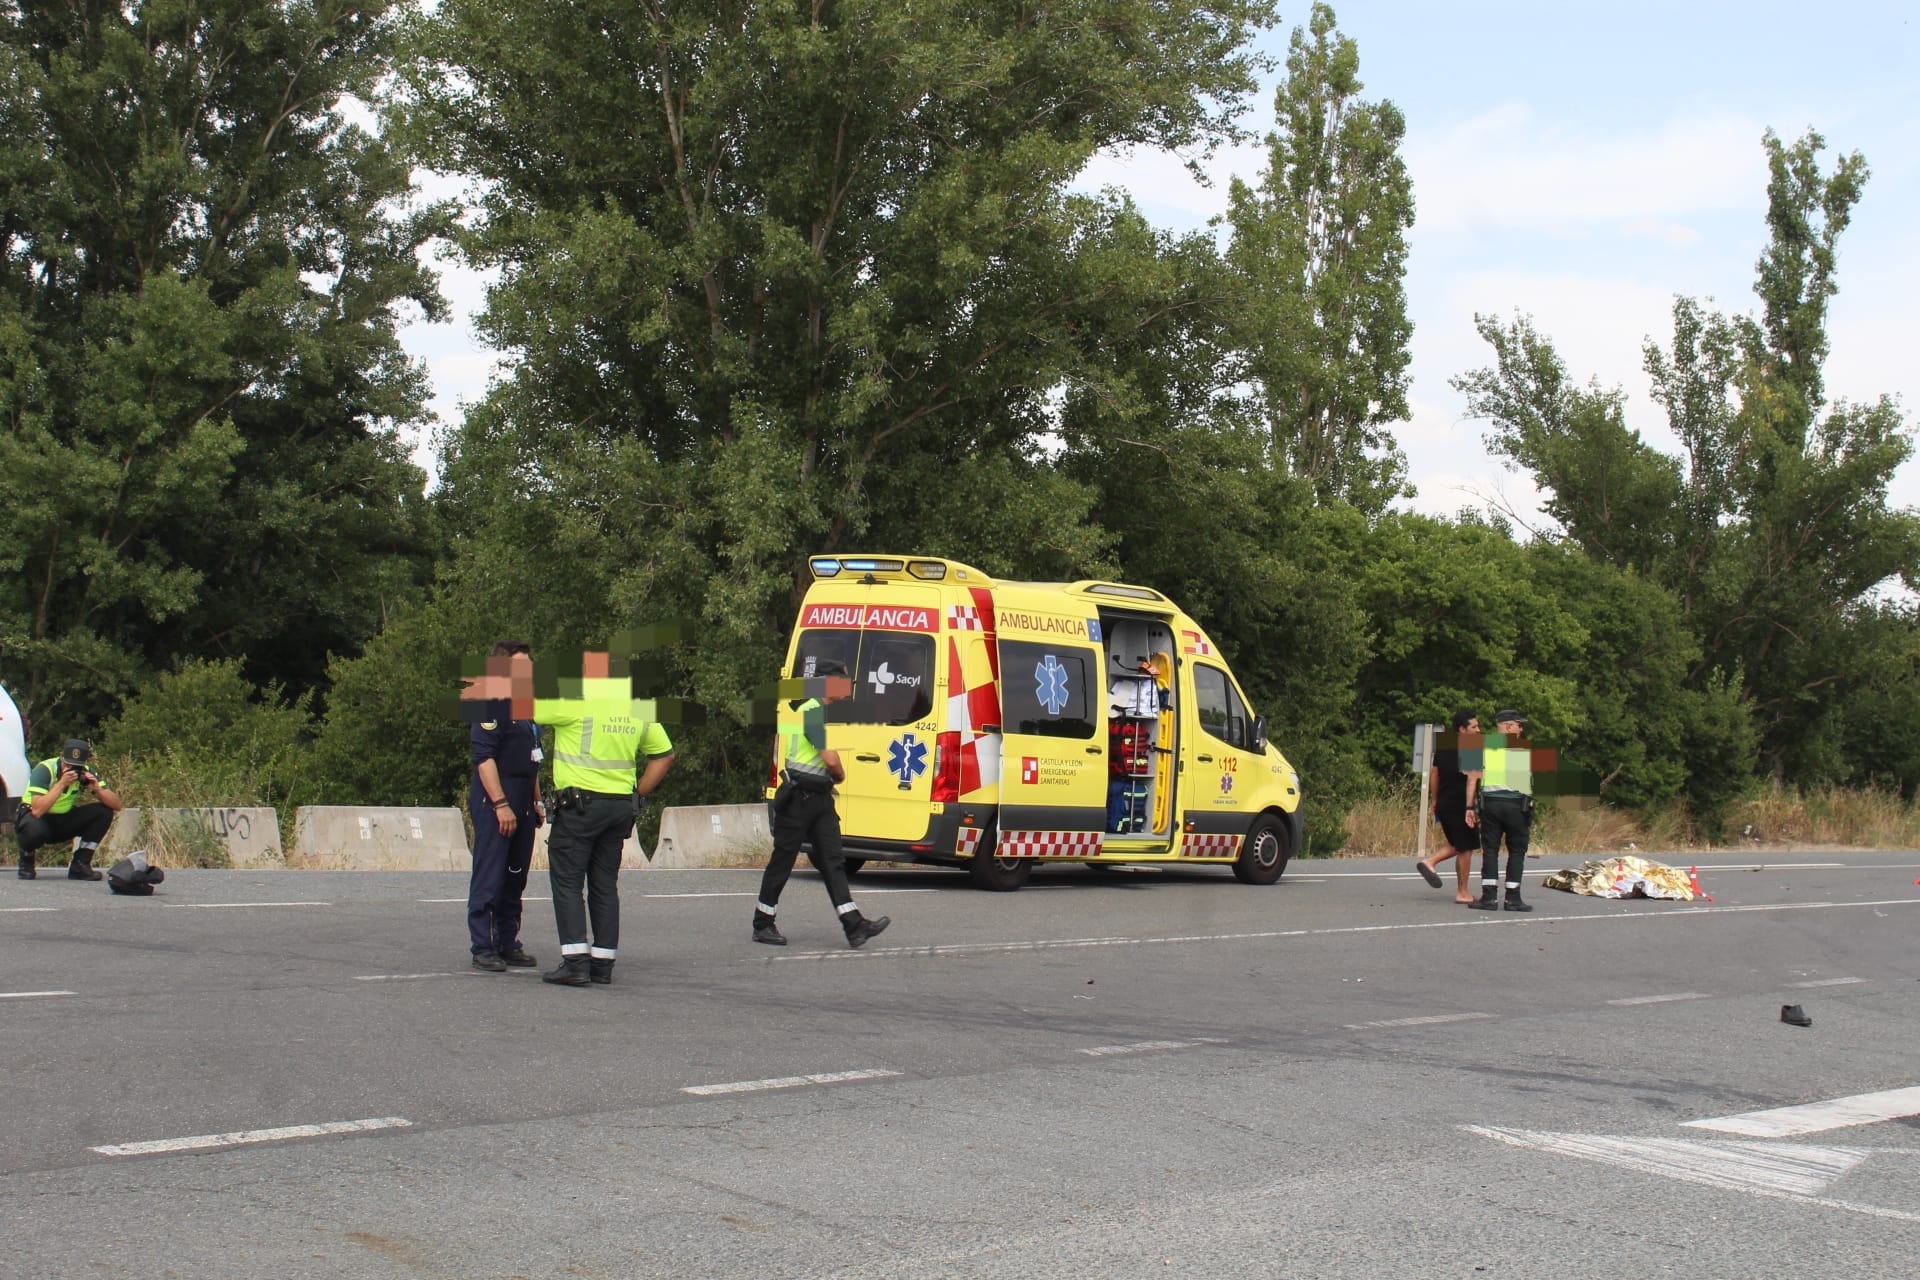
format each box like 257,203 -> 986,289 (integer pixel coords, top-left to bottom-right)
1465,708 -> 1534,913
752,684 -> 890,949
467,641 -> 545,972
535,655 -> 675,987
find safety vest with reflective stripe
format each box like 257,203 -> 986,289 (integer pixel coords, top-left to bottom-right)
536,680 -> 672,795
1481,736 -> 1533,797
782,699 -> 834,789
24,757 -> 99,816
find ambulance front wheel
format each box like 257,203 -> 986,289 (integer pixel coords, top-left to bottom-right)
1232,815 -> 1291,885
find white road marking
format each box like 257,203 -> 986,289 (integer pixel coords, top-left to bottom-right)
167,901 -> 332,909
1684,1086 -> 1920,1138
1467,1126 -> 1920,1223
1344,1012 -> 1495,1030
1606,992 -> 1713,1006
354,973 -> 479,982
0,907 -> 58,913
1079,1038 -> 1229,1057
681,1068 -> 903,1096
0,990 -> 76,1000
1789,977 -> 1866,988
771,896 -> 1920,962
90,1116 -> 414,1157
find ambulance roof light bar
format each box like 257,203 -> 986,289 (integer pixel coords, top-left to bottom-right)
809,556 -> 950,581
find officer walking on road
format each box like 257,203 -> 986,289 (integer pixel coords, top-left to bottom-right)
17,739 -> 122,880
536,654 -> 675,988
752,677 -> 890,949
1466,708 -> 1534,913
467,641 -> 545,972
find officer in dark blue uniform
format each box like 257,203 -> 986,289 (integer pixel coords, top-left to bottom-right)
468,641 -> 545,971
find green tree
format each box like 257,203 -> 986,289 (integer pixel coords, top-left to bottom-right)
402,0 -> 1280,804
96,656 -> 313,809
1224,1 -> 1414,513
0,0 -> 448,740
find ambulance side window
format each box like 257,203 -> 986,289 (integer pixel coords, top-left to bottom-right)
998,640 -> 1096,739
1194,664 -> 1249,751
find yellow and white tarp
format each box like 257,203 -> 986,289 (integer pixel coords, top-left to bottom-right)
1542,855 -> 1702,901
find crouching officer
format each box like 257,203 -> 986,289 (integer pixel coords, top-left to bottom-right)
752,681 -> 890,949
468,641 -> 546,972
537,655 -> 675,988
17,739 -> 122,880
1465,708 -> 1534,912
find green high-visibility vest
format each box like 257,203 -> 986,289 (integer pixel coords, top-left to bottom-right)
1481,735 -> 1533,797
781,698 -> 834,789
25,757 -> 101,816
535,677 -> 672,795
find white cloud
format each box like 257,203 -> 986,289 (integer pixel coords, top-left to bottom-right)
1409,106 -> 1767,236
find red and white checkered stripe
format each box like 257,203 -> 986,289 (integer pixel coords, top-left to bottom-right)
956,826 -> 984,856
995,830 -> 1105,859
946,604 -> 984,631
1181,832 -> 1242,859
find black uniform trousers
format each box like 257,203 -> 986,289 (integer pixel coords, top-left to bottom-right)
758,787 -> 854,913
547,792 -> 631,956
1478,792 -> 1532,887
17,805 -> 114,855
467,779 -> 536,955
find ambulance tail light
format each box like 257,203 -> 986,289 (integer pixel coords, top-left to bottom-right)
907,560 -> 947,580
931,731 -> 962,803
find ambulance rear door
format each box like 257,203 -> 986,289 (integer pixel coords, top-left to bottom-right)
993,602 -> 1107,857
791,587 -> 943,845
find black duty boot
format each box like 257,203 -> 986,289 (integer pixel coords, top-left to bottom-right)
471,951 -> 507,972
1503,889 -> 1533,913
498,946 -> 537,967
752,913 -> 787,946
16,853 -> 34,880
843,914 -> 891,949
67,850 -> 103,881
1466,885 -> 1500,911
542,956 -> 591,987
589,959 -> 614,985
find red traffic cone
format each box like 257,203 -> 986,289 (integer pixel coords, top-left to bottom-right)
1688,865 -> 1713,902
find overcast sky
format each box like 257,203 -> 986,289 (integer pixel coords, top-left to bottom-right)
396,0 -> 1920,529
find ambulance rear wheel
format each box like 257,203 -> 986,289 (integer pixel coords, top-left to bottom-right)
841,859 -> 866,876
1232,815 -> 1291,885
967,850 -> 1031,892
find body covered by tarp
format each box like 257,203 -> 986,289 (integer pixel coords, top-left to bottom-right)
1542,855 -> 1700,900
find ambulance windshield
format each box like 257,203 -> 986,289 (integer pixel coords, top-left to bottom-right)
794,629 -> 935,726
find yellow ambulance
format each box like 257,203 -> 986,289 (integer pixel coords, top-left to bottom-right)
774,555 -> 1303,890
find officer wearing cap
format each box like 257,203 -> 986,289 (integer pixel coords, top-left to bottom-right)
1465,708 -> 1534,912
467,641 -> 546,972
17,739 -> 123,880
752,667 -> 890,949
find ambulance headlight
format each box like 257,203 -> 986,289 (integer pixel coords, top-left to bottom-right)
1288,771 -> 1300,792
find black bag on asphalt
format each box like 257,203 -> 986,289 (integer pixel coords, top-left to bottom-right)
107,851 -> 165,896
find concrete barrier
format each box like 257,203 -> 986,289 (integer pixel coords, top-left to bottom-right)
653,804 -> 769,869
291,806 -> 467,871
100,807 -> 283,868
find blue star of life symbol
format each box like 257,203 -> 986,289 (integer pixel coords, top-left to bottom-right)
1220,772 -> 1234,794
1035,654 -> 1070,716
888,733 -> 929,790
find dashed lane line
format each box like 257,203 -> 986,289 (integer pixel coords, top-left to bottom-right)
90,1116 -> 413,1158
1789,977 -> 1867,988
1606,992 -> 1714,1006
769,895 -> 1920,962
1079,1038 -> 1230,1057
165,901 -> 332,909
681,1068 -> 903,1096
0,990 -> 76,1000
1344,1012 -> 1495,1030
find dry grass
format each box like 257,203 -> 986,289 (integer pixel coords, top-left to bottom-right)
1331,781 -> 1920,858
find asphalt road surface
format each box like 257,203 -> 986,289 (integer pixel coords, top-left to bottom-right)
3,850 -> 1918,1279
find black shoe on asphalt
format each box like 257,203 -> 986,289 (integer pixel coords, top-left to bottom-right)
1502,893 -> 1533,913
498,947 -> 537,967
471,951 -> 508,972
844,915 -> 891,949
589,959 -> 614,985
1781,1004 -> 1813,1027
15,857 -> 34,880
1466,892 -> 1500,911
67,858 -> 103,881
752,920 -> 787,946
542,957 -> 591,987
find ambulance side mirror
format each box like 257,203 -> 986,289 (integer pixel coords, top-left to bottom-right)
1251,714 -> 1269,753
